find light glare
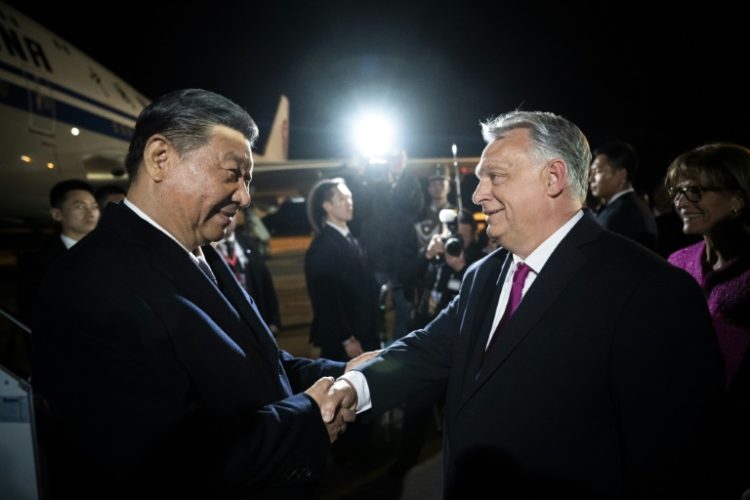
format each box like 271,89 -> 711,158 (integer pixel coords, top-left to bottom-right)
354,113 -> 395,159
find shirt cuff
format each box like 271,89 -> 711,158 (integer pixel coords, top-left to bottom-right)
339,370 -> 372,413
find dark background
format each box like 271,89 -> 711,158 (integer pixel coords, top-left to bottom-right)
10,0 -> 749,192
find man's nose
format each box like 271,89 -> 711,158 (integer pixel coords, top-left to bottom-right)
472,178 -> 489,205
236,183 -> 251,208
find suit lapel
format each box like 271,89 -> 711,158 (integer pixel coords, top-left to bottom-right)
106,204 -> 279,373
459,213 -> 602,408
203,244 -> 280,368
455,249 -> 511,399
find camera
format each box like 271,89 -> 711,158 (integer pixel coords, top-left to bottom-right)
438,209 -> 463,257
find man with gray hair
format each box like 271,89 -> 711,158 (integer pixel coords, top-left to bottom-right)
323,111 -> 726,498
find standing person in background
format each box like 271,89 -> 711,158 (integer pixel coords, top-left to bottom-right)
411,208 -> 483,329
666,142 -> 750,498
32,89 -> 365,499
351,150 -> 424,342
242,203 -> 272,258
305,177 -> 381,361
589,141 -> 658,250
217,209 -> 282,335
395,163 -> 455,339
414,163 -> 454,248
324,110 -> 726,499
18,179 -> 100,323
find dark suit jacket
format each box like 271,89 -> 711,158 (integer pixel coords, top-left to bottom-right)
17,234 -> 67,324
596,191 -> 658,250
32,203 -> 345,499
305,225 -> 380,361
359,212 -> 726,499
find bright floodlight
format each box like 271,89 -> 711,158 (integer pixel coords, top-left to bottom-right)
354,113 -> 395,159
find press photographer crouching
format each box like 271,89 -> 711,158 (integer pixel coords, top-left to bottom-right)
413,208 -> 484,329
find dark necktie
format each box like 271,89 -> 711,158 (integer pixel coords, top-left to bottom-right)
221,241 -> 247,288
222,242 -> 238,268
346,233 -> 363,258
483,262 -> 532,357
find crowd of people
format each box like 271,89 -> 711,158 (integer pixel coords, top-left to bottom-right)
6,88 -> 749,499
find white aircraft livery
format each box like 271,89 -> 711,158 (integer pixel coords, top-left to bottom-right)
0,1 -> 289,223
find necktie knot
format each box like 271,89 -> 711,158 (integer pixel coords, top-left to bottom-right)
481,261 -> 533,361
507,262 -> 532,316
512,262 -> 532,286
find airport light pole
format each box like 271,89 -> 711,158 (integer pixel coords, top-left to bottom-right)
452,143 -> 463,212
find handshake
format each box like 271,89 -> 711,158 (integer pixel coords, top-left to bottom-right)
304,350 -> 380,443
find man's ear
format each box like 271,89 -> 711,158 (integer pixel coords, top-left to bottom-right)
322,200 -> 333,216
142,134 -> 172,182
50,207 -> 62,222
613,167 -> 629,187
545,159 -> 567,197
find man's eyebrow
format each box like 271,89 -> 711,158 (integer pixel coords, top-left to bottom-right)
223,151 -> 250,165
476,162 -> 507,174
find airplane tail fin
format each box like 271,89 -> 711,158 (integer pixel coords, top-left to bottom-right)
258,95 -> 289,162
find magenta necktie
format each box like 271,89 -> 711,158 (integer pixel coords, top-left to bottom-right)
484,262 -> 532,354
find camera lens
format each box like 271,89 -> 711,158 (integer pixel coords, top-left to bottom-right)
445,236 -> 463,257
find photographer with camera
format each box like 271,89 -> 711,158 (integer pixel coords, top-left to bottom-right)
413,208 -> 484,329
385,207 -> 483,482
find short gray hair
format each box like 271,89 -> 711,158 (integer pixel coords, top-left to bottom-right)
481,111 -> 591,203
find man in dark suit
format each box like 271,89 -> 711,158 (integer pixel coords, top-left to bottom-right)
32,89 -> 369,499
589,141 -> 658,250
17,179 -> 100,323
305,178 -> 381,362
322,111 -> 727,499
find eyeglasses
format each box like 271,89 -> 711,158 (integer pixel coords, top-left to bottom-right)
668,185 -> 730,203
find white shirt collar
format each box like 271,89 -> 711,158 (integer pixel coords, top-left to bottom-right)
510,210 -> 584,276
325,221 -> 351,238
60,233 -> 78,249
123,198 -> 204,263
605,187 -> 635,206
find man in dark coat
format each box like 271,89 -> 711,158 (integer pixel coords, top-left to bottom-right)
32,89 -> 368,499
589,141 -> 658,250
323,111 -> 727,499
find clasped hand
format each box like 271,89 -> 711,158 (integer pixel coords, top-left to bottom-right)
305,377 -> 355,443
305,350 -> 379,442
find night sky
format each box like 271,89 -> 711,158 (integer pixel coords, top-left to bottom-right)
9,0 -> 749,192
